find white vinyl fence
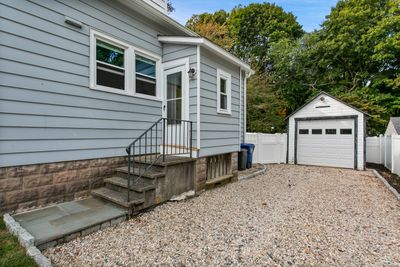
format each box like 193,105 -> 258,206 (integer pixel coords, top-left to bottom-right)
246,133 -> 287,164
366,135 -> 400,176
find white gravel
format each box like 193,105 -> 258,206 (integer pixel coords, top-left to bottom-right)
45,165 -> 400,266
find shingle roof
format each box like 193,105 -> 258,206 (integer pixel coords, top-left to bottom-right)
390,117 -> 400,134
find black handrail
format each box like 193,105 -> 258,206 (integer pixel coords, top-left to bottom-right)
125,118 -> 193,203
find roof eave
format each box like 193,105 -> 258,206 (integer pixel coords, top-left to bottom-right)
121,0 -> 199,37
158,36 -> 253,74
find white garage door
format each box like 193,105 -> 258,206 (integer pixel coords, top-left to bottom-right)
297,119 -> 355,169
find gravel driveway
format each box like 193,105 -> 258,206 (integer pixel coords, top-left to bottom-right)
45,165 -> 400,266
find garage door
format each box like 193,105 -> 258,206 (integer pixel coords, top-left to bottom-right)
297,119 -> 355,169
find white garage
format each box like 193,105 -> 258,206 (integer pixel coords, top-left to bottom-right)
287,92 -> 368,170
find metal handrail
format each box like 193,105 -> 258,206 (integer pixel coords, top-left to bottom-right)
125,118 -> 193,203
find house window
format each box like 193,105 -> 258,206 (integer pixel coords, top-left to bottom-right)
340,129 -> 352,135
217,69 -> 232,114
299,129 -> 309,135
312,129 -> 323,135
96,40 -> 125,90
325,129 -> 337,135
90,30 -> 161,100
136,55 -> 156,96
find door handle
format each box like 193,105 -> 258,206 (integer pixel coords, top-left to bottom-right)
163,105 -> 166,110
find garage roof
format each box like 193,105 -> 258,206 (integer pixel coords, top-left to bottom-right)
389,117 -> 400,134
286,91 -> 370,120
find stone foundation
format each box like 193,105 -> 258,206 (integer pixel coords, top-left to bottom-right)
0,157 -> 127,214
194,152 -> 238,193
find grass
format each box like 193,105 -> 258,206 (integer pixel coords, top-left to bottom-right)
0,218 -> 36,267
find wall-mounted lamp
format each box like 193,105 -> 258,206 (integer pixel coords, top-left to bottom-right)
188,67 -> 197,79
65,16 -> 83,29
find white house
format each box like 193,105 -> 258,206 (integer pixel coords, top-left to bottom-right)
287,92 -> 368,170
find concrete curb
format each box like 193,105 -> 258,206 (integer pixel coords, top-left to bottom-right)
3,214 -> 52,267
372,169 -> 400,202
239,165 -> 267,181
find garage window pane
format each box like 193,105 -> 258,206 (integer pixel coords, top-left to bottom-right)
299,129 -> 309,135
325,129 -> 337,135
340,129 -> 352,135
312,129 -> 322,135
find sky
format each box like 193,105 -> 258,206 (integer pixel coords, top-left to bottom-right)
170,0 -> 339,32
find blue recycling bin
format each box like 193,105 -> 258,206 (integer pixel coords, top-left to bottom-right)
241,143 -> 255,169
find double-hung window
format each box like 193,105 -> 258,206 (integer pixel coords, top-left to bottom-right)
135,55 -> 157,97
90,30 -> 160,100
95,39 -> 126,90
217,69 -> 232,115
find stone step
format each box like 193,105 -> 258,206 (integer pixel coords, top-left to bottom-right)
105,176 -> 155,193
116,167 -> 165,180
91,187 -> 144,209
134,155 -> 196,167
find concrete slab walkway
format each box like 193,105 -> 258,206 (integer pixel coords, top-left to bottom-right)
13,198 -> 126,249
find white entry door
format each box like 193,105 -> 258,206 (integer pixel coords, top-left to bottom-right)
297,119 -> 355,169
163,60 -> 189,154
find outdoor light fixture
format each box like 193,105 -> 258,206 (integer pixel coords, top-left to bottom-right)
188,67 -> 197,79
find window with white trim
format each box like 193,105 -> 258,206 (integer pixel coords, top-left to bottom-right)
135,55 -> 156,96
95,39 -> 126,90
217,69 -> 232,114
90,30 -> 161,100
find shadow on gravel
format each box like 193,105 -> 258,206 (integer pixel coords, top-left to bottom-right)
368,163 -> 400,194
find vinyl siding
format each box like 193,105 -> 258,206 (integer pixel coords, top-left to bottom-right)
0,0 -> 180,167
198,48 -> 242,157
287,94 -> 366,170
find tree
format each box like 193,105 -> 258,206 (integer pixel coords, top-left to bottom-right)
246,73 -> 288,133
228,3 -> 304,71
186,11 -> 233,50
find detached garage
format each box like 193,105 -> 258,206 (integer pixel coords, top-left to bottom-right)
287,92 -> 368,170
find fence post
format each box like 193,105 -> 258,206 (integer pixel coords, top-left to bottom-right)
391,135 -> 395,174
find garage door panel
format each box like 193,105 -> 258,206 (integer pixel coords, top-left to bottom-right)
297,119 -> 354,169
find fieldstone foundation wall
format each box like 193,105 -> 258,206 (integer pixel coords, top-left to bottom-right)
0,157 -> 127,214
194,152 -> 238,193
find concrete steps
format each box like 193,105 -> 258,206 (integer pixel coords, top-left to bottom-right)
92,155 -> 195,212
91,188 -> 145,209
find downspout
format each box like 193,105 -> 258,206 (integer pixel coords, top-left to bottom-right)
196,45 -> 201,157
239,68 -> 243,150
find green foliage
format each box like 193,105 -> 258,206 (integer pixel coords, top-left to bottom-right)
0,219 -> 36,267
186,10 -> 233,50
229,3 -> 304,71
186,0 -> 399,134
246,74 -> 288,133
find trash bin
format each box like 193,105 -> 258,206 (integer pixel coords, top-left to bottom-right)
238,148 -> 248,171
241,143 -> 255,169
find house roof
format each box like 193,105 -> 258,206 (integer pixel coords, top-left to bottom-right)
118,0 -> 199,37
158,36 -> 254,74
389,117 -> 400,134
286,91 -> 370,120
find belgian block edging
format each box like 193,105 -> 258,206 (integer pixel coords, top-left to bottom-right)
3,214 -> 52,267
238,165 -> 267,181
372,169 -> 400,201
